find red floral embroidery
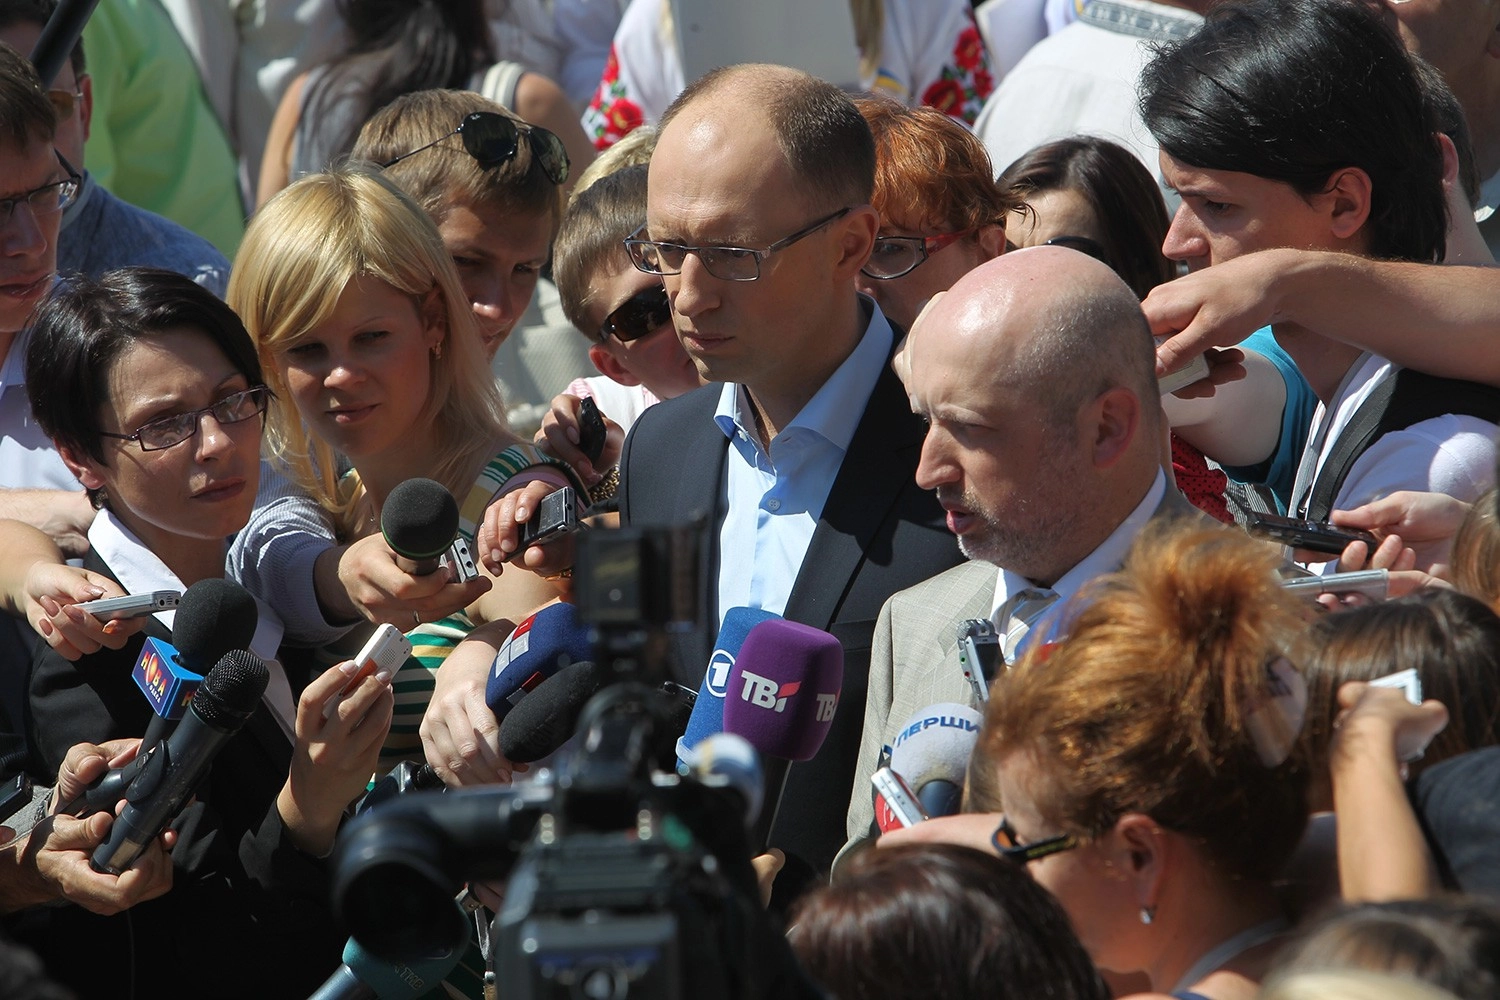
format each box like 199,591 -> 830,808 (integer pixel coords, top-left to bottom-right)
921,78 -> 965,118
953,25 -> 984,72
606,99 -> 643,136
972,67 -> 994,100
600,47 -> 620,86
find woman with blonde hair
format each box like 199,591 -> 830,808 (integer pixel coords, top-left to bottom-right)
229,165 -> 583,780
972,523 -> 1312,1000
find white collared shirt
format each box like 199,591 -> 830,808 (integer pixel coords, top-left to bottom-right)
89,509 -> 297,733
989,469 -> 1166,646
712,298 -> 894,627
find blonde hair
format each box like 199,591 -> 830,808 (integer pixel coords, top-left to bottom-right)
1259,970 -> 1463,1000
982,523 -> 1312,881
570,125 -> 656,203
1451,488 -> 1500,614
351,88 -> 563,237
228,165 -> 514,534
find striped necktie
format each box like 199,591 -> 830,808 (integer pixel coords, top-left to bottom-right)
997,587 -> 1060,664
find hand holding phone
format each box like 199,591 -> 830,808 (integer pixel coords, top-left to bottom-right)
577,397 -> 607,466
872,767 -> 928,832
323,624 -> 412,720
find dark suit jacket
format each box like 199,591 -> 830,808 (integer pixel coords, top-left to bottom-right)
619,325 -> 962,874
8,551 -> 344,999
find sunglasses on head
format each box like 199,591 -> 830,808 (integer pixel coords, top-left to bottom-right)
599,285 -> 671,344
380,111 -> 570,186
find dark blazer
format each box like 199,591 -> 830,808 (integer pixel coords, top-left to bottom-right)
8,551 -> 344,999
619,324 -> 962,874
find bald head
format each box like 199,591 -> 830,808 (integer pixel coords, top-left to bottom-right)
658,62 -> 875,214
914,246 -> 1158,423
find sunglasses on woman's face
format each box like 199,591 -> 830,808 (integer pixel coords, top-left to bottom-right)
380,112 -> 570,186
599,284 -> 672,344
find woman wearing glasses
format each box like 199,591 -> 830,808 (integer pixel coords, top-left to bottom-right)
229,166 -> 584,783
9,268 -> 388,996
965,523 -> 1310,1000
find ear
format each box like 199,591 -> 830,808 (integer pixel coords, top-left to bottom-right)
976,222 -> 1006,262
587,342 -> 641,386
1317,167 -> 1373,243
1112,812 -> 1167,911
831,204 -> 880,282
57,440 -> 106,491
78,72 -> 93,142
419,287 -> 447,351
1087,385 -> 1140,470
1436,132 -> 1460,197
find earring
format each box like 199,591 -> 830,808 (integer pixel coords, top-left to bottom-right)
1140,906 -> 1156,926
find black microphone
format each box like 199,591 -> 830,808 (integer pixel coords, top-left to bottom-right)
90,650 -> 269,874
381,478 -> 459,576
141,578 -> 260,749
497,659 -> 606,763
27,0 -> 99,86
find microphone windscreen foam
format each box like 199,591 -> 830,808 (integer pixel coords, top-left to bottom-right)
485,602 -> 593,719
498,660 -> 605,763
382,478 -> 460,560
172,578 -> 259,673
722,619 -> 843,762
194,650 -> 270,727
889,702 -> 982,792
678,607 -> 780,764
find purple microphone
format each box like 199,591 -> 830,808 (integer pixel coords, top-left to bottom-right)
722,618 -> 843,852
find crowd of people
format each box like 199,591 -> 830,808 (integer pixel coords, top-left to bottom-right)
0,0 -> 1498,997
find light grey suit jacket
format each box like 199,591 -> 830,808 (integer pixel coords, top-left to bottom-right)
838,487 -> 1205,866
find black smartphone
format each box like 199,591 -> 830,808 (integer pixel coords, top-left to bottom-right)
0,772 -> 34,824
578,397 -> 607,465
1246,512 -> 1379,555
511,486 -> 579,559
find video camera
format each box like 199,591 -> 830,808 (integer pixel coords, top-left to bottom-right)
330,523 -> 819,999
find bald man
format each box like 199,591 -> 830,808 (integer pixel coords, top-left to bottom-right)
618,64 -> 960,879
840,246 -> 1202,863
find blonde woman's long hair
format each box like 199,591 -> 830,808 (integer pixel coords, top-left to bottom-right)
228,165 -> 514,536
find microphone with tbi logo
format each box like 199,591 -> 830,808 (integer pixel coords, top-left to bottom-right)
133,577 -> 260,748
382,478 -> 460,576
888,702 -> 982,819
91,650 -> 270,874
484,602 -> 593,723
676,607 -> 780,770
722,619 -> 843,853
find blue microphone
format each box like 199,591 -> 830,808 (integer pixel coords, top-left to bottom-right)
676,607 -> 780,770
484,602 -> 592,721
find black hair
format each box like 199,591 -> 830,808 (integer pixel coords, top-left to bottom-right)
998,136 -> 1176,300
24,268 -> 264,506
307,0 -> 494,163
0,0 -> 85,75
1139,0 -> 1445,263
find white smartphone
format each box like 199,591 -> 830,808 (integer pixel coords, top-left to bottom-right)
323,623 -> 412,719
872,767 -> 928,831
1369,668 -> 1433,762
1156,339 -> 1212,396
78,590 -> 181,621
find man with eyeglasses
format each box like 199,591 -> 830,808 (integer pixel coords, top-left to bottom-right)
0,42 -> 91,556
0,1 -> 230,297
616,64 -> 962,886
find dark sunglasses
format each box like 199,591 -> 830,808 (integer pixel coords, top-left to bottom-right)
380,112 -> 570,186
599,285 -> 671,343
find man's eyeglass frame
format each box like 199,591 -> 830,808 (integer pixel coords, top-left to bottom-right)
624,206 -> 852,282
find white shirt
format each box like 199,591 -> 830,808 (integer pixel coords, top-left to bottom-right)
989,469 -> 1166,647
0,327 -> 81,492
1289,353 -> 1498,534
90,508 -> 297,734
713,301 -> 894,627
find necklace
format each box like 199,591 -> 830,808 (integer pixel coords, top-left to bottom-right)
1170,917 -> 1288,995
